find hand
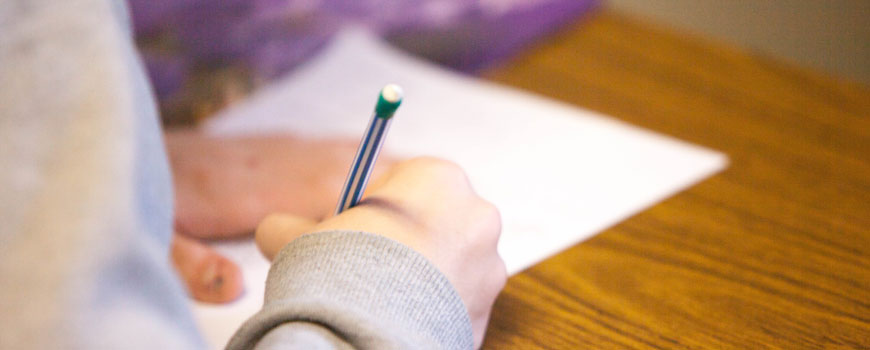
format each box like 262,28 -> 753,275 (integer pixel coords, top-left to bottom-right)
167,129 -> 360,238
255,157 -> 507,348
165,129 -> 393,303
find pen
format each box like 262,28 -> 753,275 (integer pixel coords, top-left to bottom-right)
334,84 -> 404,215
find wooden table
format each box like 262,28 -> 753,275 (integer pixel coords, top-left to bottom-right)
479,10 -> 870,349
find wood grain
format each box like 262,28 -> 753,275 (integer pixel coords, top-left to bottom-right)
479,10 -> 870,349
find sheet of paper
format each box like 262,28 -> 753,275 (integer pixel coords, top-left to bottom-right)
192,29 -> 728,348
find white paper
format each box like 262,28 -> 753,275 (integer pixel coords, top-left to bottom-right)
193,29 -> 728,348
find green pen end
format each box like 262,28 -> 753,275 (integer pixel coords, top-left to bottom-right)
375,84 -> 403,119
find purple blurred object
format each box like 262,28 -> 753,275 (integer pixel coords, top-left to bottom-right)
130,0 -> 598,102
386,1 -> 598,72
141,53 -> 188,101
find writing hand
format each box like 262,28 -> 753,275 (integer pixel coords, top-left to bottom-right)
255,157 -> 507,348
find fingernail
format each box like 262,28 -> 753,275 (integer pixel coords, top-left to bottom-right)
200,262 -> 223,292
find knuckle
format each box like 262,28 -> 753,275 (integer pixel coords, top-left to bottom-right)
478,200 -> 503,238
495,257 -> 508,287
408,156 -> 456,168
407,156 -> 467,182
404,156 -> 445,169
488,256 -> 509,292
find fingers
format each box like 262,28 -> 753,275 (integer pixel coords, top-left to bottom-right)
379,157 -> 470,191
255,213 -> 318,260
364,157 -> 475,219
170,233 -> 244,303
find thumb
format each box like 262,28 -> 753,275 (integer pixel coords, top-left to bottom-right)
255,213 -> 319,260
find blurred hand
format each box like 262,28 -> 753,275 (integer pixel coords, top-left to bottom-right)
256,157 -> 507,348
165,128 -> 394,303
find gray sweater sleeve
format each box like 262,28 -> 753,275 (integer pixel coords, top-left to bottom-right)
227,231 -> 474,350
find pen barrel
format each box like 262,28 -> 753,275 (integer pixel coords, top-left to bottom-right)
334,113 -> 392,215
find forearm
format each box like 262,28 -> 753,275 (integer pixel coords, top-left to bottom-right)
228,231 -> 473,350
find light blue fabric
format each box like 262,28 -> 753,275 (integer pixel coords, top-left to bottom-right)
0,0 -> 201,348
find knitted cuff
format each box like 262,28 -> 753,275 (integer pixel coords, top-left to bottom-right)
226,231 -> 473,350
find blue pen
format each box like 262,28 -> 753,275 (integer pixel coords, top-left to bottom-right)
334,84 -> 403,215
